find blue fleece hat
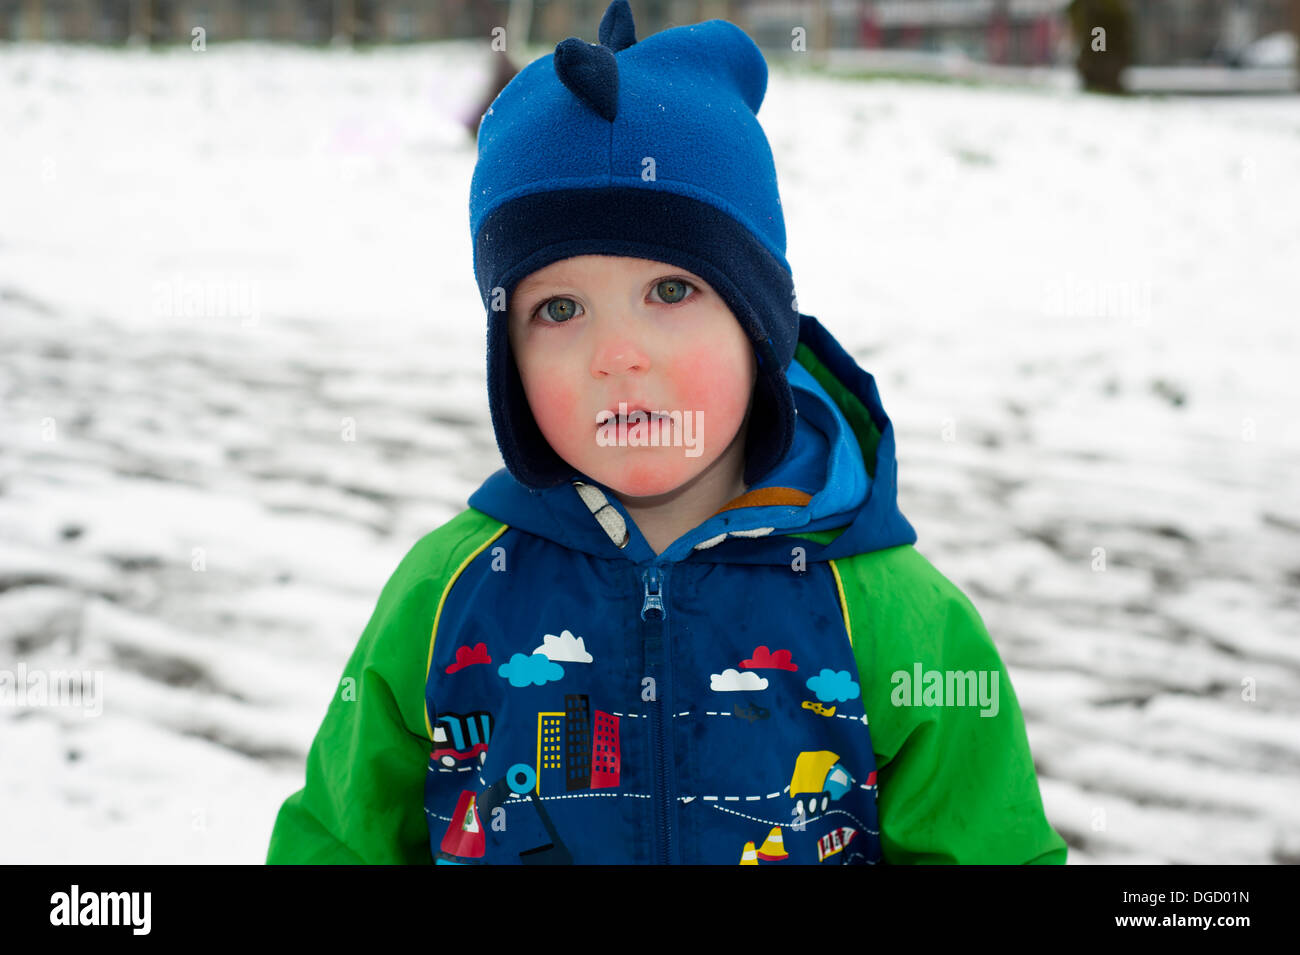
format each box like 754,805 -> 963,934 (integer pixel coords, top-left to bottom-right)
470,0 -> 798,491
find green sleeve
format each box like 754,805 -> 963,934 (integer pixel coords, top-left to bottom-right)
266,508 -> 508,865
834,544 -> 1068,865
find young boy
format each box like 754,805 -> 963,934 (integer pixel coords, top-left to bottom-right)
266,0 -> 1067,865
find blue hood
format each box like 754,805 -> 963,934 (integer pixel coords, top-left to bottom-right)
468,314 -> 917,565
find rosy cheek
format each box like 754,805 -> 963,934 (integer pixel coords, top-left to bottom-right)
528,378 -> 580,444
671,347 -> 747,419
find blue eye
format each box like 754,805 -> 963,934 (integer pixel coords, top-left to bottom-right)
530,278 -> 697,325
655,278 -> 694,304
535,297 -> 581,324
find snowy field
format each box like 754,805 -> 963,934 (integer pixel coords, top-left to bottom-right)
1,40 -> 1298,865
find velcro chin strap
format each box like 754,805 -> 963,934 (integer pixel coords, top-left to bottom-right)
572,481 -> 630,550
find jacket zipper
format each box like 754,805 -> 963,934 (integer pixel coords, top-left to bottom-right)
640,564 -> 672,864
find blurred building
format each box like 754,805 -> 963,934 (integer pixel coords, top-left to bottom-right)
0,0 -> 1295,69
0,0 -> 494,43
1130,0 -> 1294,65
748,0 -> 1297,66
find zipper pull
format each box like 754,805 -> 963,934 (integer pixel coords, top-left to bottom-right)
641,566 -> 665,620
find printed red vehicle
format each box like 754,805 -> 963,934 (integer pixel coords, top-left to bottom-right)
431,711 -> 493,768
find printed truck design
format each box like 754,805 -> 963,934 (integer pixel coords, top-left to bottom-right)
431,711 -> 493,768
790,750 -> 854,820
817,826 -> 858,863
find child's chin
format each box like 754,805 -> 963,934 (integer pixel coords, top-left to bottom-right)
589,455 -> 699,499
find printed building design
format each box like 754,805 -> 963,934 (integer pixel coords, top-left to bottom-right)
564,694 -> 592,791
591,710 -> 621,789
533,694 -> 622,794
537,713 -> 564,795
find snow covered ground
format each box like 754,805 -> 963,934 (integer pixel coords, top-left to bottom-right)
1,40 -> 1297,865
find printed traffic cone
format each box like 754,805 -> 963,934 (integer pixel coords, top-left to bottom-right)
756,826 -> 788,861
739,840 -> 759,865
440,791 -> 486,858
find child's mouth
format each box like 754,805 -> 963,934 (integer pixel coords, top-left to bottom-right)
595,409 -> 661,429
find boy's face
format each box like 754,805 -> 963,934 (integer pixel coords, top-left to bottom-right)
507,255 -> 757,499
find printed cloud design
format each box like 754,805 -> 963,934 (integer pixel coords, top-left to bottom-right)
710,668 -> 769,692
446,642 -> 492,674
498,652 -> 565,688
806,669 -> 861,704
740,646 -> 798,671
534,629 -> 593,664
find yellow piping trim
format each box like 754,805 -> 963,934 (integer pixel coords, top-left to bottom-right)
828,558 -> 853,650
424,522 -> 510,740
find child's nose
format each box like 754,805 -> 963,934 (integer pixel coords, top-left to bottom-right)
590,333 -> 651,378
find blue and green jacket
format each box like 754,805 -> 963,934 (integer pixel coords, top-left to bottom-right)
267,314 -> 1068,865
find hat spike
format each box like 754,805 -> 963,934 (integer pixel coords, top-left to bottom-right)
553,38 -> 619,122
598,0 -> 638,52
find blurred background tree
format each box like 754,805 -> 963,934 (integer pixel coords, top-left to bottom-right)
1066,0 -> 1134,94
1293,0 -> 1300,89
